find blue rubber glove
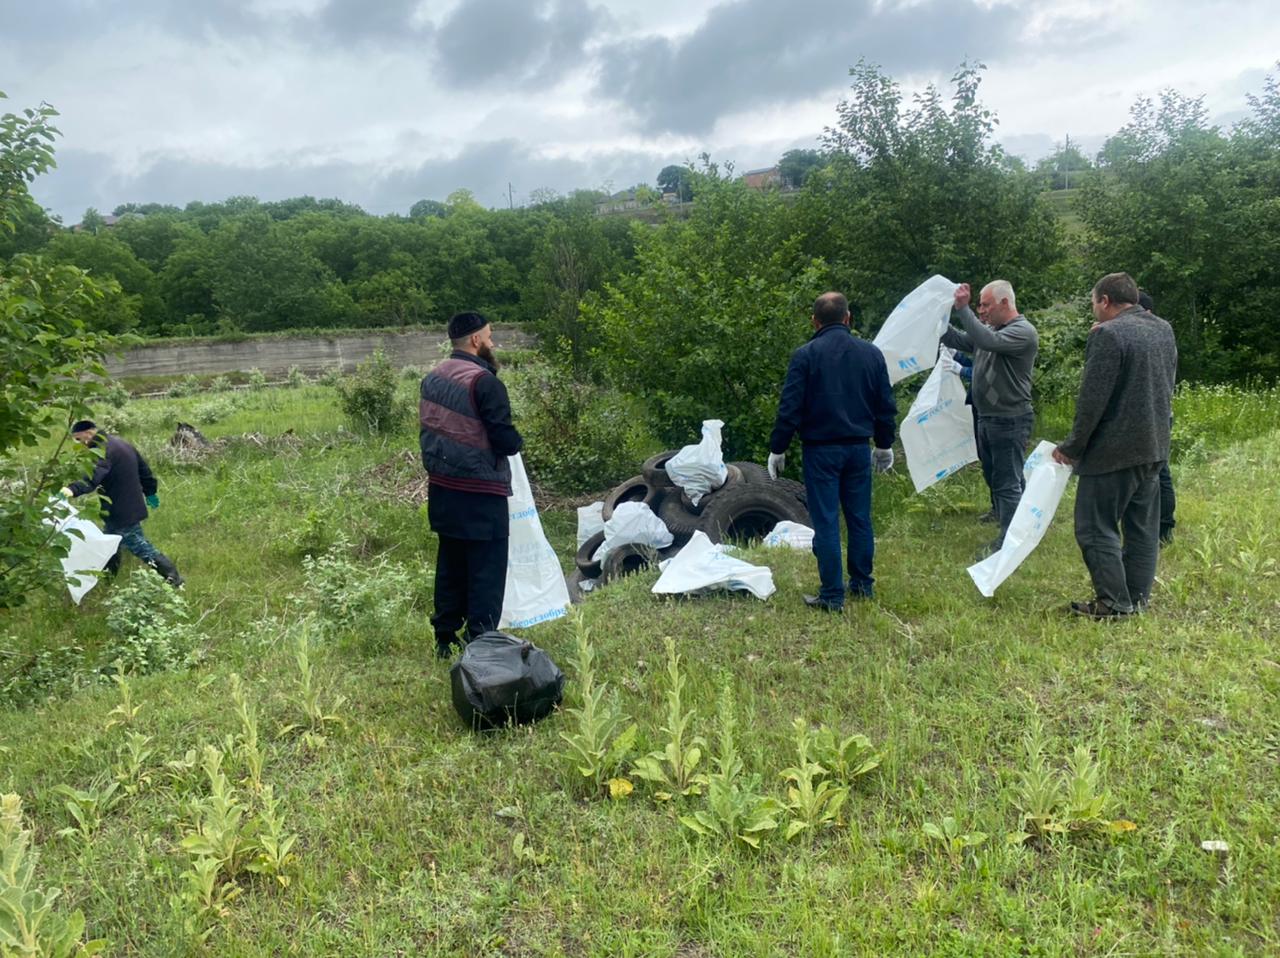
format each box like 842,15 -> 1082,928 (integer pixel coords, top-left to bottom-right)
146,493 -> 160,509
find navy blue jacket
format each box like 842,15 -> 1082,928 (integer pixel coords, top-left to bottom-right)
69,433 -> 157,532
769,324 -> 897,453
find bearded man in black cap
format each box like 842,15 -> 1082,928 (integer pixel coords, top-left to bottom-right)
419,312 -> 524,659
59,420 -> 184,586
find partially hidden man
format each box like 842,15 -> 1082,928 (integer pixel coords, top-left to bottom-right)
419,312 -> 523,659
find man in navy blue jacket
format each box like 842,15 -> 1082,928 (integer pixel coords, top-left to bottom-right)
768,292 -> 898,611
60,420 -> 183,586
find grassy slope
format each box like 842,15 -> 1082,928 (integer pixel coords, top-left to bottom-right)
2,385 -> 1278,956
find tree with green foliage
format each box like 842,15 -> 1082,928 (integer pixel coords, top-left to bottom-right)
657,164 -> 694,202
778,148 -> 825,189
582,162 -> 826,458
42,230 -> 162,333
0,92 -> 119,609
796,61 -> 1068,327
1078,69 -> 1280,381
1033,140 -> 1094,191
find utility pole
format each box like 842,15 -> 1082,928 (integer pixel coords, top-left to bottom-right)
508,182 -> 514,210
1063,133 -> 1071,191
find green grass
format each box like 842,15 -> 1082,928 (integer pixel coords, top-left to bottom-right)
2,383 -> 1279,955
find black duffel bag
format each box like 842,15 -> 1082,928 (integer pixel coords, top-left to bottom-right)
449,631 -> 565,731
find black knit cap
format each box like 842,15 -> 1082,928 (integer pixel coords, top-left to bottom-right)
71,419 -> 97,433
447,311 -> 487,339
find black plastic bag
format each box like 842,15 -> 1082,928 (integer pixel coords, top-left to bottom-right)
449,631 -> 565,731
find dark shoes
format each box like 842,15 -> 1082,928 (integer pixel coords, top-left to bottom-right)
149,553 -> 184,588
978,510 -> 998,524
1069,599 -> 1135,620
803,594 -> 844,613
435,634 -> 463,660
1159,528 -> 1174,547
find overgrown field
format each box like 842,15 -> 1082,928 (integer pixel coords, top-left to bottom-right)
2,380 -> 1279,956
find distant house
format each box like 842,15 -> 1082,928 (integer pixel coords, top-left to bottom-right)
741,166 -> 782,190
595,189 -> 643,215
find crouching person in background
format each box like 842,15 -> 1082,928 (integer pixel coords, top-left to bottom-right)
419,312 -> 524,659
61,419 -> 184,587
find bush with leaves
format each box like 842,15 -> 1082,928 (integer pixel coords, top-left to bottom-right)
298,537 -> 415,639
0,92 -> 121,610
557,615 -> 637,797
101,570 -> 199,675
335,350 -> 400,433
507,357 -> 661,493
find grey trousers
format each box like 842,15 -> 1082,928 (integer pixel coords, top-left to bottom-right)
1074,462 -> 1163,613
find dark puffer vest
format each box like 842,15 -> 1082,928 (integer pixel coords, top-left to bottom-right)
419,357 -> 513,496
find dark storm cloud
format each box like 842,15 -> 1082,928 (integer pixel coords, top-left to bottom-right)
596,0 -> 1028,134
432,0 -> 606,89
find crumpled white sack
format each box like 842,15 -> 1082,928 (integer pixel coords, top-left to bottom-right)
763,520 -> 815,550
899,345 -> 979,493
576,501 -> 605,548
592,501 -> 673,565
651,531 -> 776,600
47,503 -> 122,605
665,419 -> 728,507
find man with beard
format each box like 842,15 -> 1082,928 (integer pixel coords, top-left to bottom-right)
419,312 -> 523,658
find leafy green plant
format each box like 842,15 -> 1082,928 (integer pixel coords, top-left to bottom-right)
101,571 -> 198,676
811,726 -> 881,786
779,719 -> 848,841
244,785 -> 298,889
280,627 -> 347,745
922,817 -> 988,864
679,684 -> 780,848
0,793 -> 107,956
1009,719 -> 1136,845
334,349 -> 400,433
286,365 -> 307,388
179,746 -> 254,877
229,673 -> 263,794
166,374 -> 201,398
297,539 -> 413,640
112,731 -> 154,796
631,638 -> 708,801
52,779 -> 121,845
247,368 -> 267,390
173,853 -> 241,945
103,672 -> 142,729
557,615 -> 637,797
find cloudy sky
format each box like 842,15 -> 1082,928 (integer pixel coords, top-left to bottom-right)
4,0 -> 1277,222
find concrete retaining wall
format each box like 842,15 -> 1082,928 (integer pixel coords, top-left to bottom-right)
105,325 -> 536,379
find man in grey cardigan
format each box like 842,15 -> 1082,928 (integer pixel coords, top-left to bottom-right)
1053,272 -> 1177,618
941,280 -> 1038,555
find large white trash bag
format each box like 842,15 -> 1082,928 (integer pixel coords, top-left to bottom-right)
50,505 -> 122,605
967,440 -> 1073,597
665,419 -> 728,507
651,531 -> 776,600
576,501 -> 605,548
763,520 -> 815,550
899,347 -> 978,492
592,501 -> 673,564
873,275 -> 959,384
499,454 -> 570,629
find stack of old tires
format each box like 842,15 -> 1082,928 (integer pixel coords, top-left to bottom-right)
568,451 -> 811,600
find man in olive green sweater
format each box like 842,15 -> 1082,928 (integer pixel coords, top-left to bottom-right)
1053,272 -> 1177,618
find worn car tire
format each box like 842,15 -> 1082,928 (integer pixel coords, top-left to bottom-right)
575,530 -> 606,578
566,567 -> 590,604
641,450 -> 681,490
771,476 -> 808,509
679,463 -> 743,515
730,460 -> 771,483
656,495 -> 702,545
600,543 -> 658,583
601,474 -> 653,521
700,482 -> 810,545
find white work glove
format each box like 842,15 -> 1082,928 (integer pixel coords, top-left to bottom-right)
767,452 -> 785,480
58,486 -> 74,498
872,447 -> 894,473
938,354 -> 963,376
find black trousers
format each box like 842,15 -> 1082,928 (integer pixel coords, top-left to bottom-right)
431,535 -> 508,641
1074,462 -> 1162,613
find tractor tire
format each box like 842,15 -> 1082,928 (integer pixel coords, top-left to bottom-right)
679,463 -> 743,514
656,495 -> 703,546
730,460 -> 771,483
